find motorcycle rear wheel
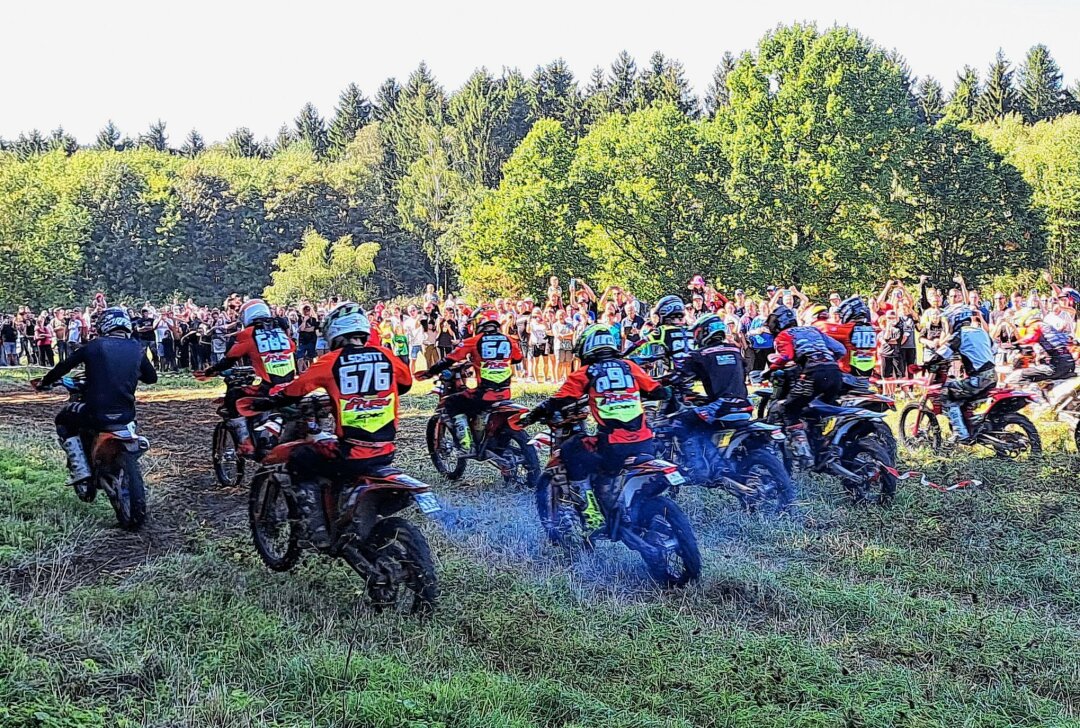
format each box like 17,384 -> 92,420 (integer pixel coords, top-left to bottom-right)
499,429 -> 541,490
990,413 -> 1042,458
841,440 -> 897,506
106,451 -> 146,531
347,517 -> 438,615
635,496 -> 701,587
248,472 -> 301,572
733,448 -> 794,513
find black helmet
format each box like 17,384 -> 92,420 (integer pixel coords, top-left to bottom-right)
691,313 -> 727,347
766,305 -> 797,335
838,296 -> 870,324
653,295 -> 686,324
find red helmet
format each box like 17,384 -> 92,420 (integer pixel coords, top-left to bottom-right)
472,307 -> 501,333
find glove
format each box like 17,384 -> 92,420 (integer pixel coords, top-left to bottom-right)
416,370 -> 432,381
249,397 -> 277,413
518,409 -> 542,428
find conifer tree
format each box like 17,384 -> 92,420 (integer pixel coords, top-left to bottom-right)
294,102 -> 329,159
373,77 -> 401,121
703,52 -> 736,118
328,83 -> 372,156
225,127 -> 263,158
1018,44 -> 1065,122
180,129 -> 205,157
608,50 -> 637,114
139,119 -> 168,151
943,66 -> 981,123
48,127 -> 78,154
974,50 -> 1018,122
95,120 -> 122,151
917,77 -> 945,125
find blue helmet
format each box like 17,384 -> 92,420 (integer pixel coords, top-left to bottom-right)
654,295 -> 686,323
692,313 -> 727,347
766,305 -> 797,335
96,307 -> 131,336
838,296 -> 871,324
575,324 -> 619,363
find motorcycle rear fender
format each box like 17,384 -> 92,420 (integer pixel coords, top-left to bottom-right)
92,429 -> 149,460
338,476 -> 430,539
987,393 -> 1035,416
832,414 -> 886,445
619,458 -> 678,510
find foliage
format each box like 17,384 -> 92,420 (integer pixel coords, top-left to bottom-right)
263,229 -> 379,304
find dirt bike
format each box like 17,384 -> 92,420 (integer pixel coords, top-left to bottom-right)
756,368 -> 898,505
425,362 -> 540,489
239,394 -> 441,614
515,402 -> 701,587
198,366 -> 265,487
35,376 -> 150,530
898,355 -> 1041,457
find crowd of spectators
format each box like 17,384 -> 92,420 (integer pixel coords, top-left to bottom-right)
3,272 -> 1076,386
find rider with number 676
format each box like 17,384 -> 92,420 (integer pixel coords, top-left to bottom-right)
419,307 -> 522,454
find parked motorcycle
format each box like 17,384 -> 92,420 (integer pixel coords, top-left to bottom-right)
515,402 -> 701,587
240,394 -> 441,614
425,362 -> 540,489
756,369 -> 898,505
898,356 -> 1041,457
35,376 -> 150,530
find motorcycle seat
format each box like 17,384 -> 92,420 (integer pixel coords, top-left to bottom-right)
805,399 -> 864,417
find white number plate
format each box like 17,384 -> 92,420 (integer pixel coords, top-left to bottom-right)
414,492 -> 442,514
665,471 -> 686,486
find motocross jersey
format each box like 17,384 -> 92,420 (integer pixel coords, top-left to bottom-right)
551,358 -> 662,444
772,326 -> 846,369
443,331 -> 523,401
946,326 -> 995,375
1018,322 -> 1074,366
673,342 -> 748,401
646,325 -> 694,363
219,322 -> 297,386
814,321 -> 877,374
279,342 -> 412,460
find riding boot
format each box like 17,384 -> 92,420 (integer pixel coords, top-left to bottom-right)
59,436 -> 91,485
785,423 -> 814,468
228,417 -> 254,456
452,414 -> 473,455
295,480 -> 332,550
570,478 -> 605,531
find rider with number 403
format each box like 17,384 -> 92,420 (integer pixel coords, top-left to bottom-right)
202,299 -> 297,456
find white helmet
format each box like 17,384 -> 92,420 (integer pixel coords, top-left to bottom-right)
240,298 -> 272,327
324,301 -> 370,348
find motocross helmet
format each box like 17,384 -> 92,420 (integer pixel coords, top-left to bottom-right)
97,307 -> 132,336
943,304 -> 974,330
766,305 -> 797,335
653,295 -> 686,324
1061,288 -> 1080,308
240,298 -> 272,327
692,313 -> 727,347
472,306 -> 501,334
807,304 -> 828,321
324,301 -> 371,349
575,324 -> 619,364
838,296 -> 871,324
1017,307 -> 1042,328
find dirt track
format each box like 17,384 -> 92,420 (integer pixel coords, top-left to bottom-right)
0,388 -> 246,592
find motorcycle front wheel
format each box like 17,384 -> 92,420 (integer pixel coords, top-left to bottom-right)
426,415 -> 467,480
212,420 -> 245,488
498,429 -> 541,490
898,403 -> 942,452
248,472 -> 302,572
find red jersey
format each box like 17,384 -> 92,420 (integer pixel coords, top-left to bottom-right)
814,321 -> 877,374
553,359 -> 661,444
225,325 -> 298,386
280,342 -> 412,460
445,331 -> 523,401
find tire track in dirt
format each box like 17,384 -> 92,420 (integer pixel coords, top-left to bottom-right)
1,389 -> 247,593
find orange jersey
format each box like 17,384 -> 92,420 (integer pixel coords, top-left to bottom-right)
281,342 -> 412,460
446,331 -> 523,401
554,359 -> 661,444
226,325 -> 298,386
815,321 -> 877,374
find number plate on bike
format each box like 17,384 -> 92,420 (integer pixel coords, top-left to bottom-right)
414,492 -> 443,514
665,470 -> 686,486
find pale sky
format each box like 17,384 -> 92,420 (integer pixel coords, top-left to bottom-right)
3,0 -> 1077,144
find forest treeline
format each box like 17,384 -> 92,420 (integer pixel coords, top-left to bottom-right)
2,23 -> 1080,308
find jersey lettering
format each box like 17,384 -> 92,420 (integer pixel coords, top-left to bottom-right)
850,326 -> 877,350
480,339 -> 512,359
339,360 -> 392,395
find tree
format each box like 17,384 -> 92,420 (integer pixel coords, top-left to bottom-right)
583,66 -> 612,122
138,119 -> 168,152
893,124 -> 1044,282
608,51 -> 638,114
943,66 -> 980,124
703,53 -> 736,118
294,102 -> 329,159
974,50 -> 1018,123
449,68 -> 534,186
95,121 -> 122,151
328,83 -> 372,157
225,127 -> 263,158
373,77 -> 401,121
719,24 -> 918,290
48,127 -> 78,155
181,129 -> 205,157
917,77 -> 945,125
263,229 -> 380,304
635,51 -> 697,116
1018,44 -> 1065,122
271,125 -> 294,153
13,130 -> 48,159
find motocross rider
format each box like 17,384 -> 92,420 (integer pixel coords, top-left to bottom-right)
35,307 -> 157,484
521,324 -> 668,529
249,302 -> 412,548
1007,308 -> 1076,386
642,295 -> 694,370
419,306 -> 523,454
767,304 -> 847,465
936,304 -> 997,442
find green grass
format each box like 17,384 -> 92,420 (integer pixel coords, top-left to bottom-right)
1,384 -> 1079,727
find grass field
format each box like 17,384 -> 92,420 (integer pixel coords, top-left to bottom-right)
1,376 -> 1078,727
